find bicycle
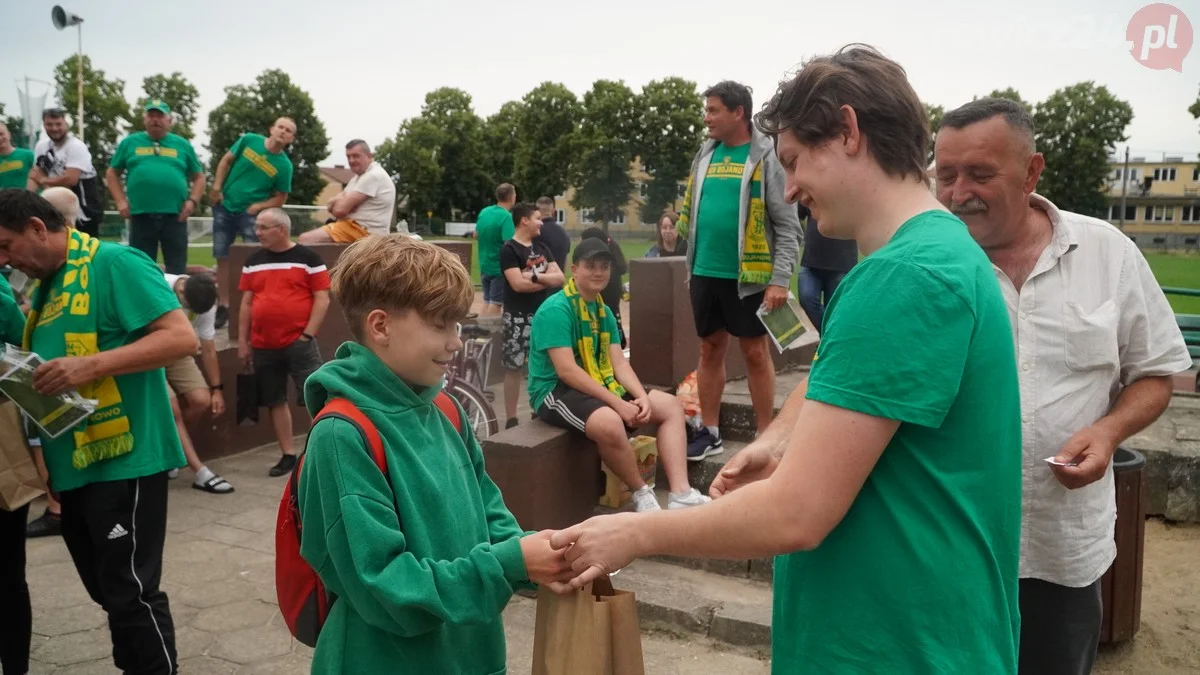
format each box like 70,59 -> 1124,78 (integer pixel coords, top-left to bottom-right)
445,318 -> 499,440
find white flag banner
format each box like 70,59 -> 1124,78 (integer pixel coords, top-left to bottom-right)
17,82 -> 49,149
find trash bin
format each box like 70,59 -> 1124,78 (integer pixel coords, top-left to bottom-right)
1099,446 -> 1146,644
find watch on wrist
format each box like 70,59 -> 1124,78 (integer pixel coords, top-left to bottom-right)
210,384 -> 224,391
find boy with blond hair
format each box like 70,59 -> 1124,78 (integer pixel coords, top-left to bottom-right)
295,234 -> 572,673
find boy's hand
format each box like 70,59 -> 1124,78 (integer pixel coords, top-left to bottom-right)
520,530 -> 575,594
632,395 -> 652,425
614,400 -> 641,428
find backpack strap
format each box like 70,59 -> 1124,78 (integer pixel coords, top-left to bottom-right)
314,398 -> 386,472
433,391 -> 463,433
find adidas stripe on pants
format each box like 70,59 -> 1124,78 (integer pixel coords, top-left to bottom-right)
59,472 -> 177,674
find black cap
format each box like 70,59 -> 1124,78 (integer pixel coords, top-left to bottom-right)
572,238 -> 615,263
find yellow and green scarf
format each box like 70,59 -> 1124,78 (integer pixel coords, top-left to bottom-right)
677,159 -> 773,285
564,277 -> 625,398
23,229 -> 134,469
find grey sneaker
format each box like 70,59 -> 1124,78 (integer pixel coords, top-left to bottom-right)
631,486 -> 661,512
668,488 -> 712,510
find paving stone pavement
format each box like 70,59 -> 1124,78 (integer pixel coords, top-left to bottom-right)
24,443 -> 769,674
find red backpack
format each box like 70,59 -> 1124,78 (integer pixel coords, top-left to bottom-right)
276,392 -> 462,647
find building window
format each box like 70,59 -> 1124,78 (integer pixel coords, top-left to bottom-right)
1194,168 -> 1199,182
1182,205 -> 1199,223
638,183 -> 648,198
556,209 -> 566,224
1109,204 -> 1137,221
677,184 -> 687,198
1153,237 -> 1167,244
1153,167 -> 1177,181
612,212 -> 626,225
1185,237 -> 1198,246
1146,205 -> 1174,222
579,209 -> 595,224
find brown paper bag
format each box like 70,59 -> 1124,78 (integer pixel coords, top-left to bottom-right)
0,401 -> 46,511
532,575 -> 645,675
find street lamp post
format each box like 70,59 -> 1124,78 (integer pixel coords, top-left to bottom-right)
51,6 -> 85,142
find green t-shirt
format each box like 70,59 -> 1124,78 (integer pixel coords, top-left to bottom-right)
110,132 -> 203,215
30,244 -> 185,492
527,291 -> 620,410
476,205 -> 515,277
221,133 -> 294,213
692,142 -> 751,279
773,210 -> 1021,673
0,275 -> 26,344
0,148 -> 34,189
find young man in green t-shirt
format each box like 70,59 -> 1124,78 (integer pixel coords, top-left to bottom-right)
527,239 -> 710,512
105,99 -> 205,274
549,45 -> 1022,674
475,183 -> 517,316
209,117 -> 296,324
0,188 -> 200,674
0,123 -> 34,190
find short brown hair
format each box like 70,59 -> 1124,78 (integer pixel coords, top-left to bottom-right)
755,44 -> 929,186
495,183 -> 516,202
656,210 -> 679,250
331,234 -> 473,341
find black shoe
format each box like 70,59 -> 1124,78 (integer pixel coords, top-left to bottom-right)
269,454 -> 298,477
215,305 -> 229,330
505,418 -> 519,429
26,509 -> 62,538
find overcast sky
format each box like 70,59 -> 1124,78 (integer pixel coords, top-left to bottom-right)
3,0 -> 1197,166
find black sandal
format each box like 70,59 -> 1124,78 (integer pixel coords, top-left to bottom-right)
192,476 -> 235,494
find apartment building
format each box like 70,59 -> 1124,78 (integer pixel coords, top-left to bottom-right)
1104,154 -> 1200,250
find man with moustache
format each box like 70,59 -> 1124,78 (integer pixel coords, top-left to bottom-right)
935,97 -> 1191,675
28,108 -> 103,234
106,99 -> 206,273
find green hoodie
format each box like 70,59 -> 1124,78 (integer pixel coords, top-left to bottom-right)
298,341 -> 530,674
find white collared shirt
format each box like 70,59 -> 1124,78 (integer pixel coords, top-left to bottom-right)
996,194 -> 1192,587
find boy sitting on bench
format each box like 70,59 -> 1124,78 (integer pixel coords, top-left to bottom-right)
527,238 -> 710,512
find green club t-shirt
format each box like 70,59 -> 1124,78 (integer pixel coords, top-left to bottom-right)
110,132 -> 203,215
0,275 -> 26,344
692,142 -> 751,279
773,210 -> 1021,673
221,133 -> 294,213
0,148 -> 34,189
476,205 -> 515,278
527,291 -> 620,410
30,243 -> 186,492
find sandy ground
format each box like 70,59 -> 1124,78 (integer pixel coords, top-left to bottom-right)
1095,518 -> 1200,673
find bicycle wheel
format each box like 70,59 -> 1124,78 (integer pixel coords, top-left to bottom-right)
448,380 -> 499,440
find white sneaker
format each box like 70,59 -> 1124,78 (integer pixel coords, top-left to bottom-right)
632,486 -> 661,512
167,468 -> 180,479
668,488 -> 711,510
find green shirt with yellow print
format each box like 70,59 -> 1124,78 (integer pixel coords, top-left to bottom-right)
692,142 -> 753,279
0,148 -> 35,189
221,133 -> 294,213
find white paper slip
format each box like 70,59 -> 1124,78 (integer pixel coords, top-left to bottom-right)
756,293 -> 820,353
1044,456 -> 1081,467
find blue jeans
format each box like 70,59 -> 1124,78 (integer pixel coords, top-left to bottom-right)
211,204 -> 259,259
797,267 -> 846,330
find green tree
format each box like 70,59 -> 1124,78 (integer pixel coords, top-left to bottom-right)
205,69 -> 330,205
129,72 -> 201,139
986,87 -> 1031,112
482,100 -> 524,187
53,54 -> 130,180
571,80 -> 643,228
514,82 -> 582,201
0,103 -> 31,149
924,102 -> 944,164
638,77 -> 703,222
376,118 -> 442,226
1034,82 -> 1132,217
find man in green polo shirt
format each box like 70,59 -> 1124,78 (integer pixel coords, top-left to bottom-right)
209,117 -> 296,323
0,123 -> 34,190
475,182 -> 516,316
106,99 -> 205,273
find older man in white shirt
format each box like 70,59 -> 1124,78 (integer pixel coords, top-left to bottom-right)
934,98 -> 1192,675
299,139 -> 395,243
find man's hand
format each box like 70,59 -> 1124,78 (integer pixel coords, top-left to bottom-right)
614,399 -> 641,428
709,442 -> 782,499
116,199 -> 132,220
519,530 -> 575,594
632,395 -> 652,425
246,203 -> 263,216
549,513 -> 644,590
762,284 -> 789,312
238,341 -> 252,370
33,356 -> 99,396
208,188 -> 223,205
178,199 -> 196,222
211,389 -> 226,416
28,168 -> 46,187
1049,425 -> 1119,490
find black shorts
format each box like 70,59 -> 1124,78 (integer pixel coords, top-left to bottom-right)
536,383 -> 633,434
689,275 -> 767,339
501,311 -> 533,371
253,339 -> 323,407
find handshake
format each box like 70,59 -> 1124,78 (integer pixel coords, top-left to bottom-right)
518,442 -> 781,593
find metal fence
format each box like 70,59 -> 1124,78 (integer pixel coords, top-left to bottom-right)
99,205 -> 330,242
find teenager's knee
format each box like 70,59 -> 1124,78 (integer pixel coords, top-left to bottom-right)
585,408 -> 627,446
648,390 -> 683,423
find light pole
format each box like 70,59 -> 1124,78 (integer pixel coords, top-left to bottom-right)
51,6 -> 85,142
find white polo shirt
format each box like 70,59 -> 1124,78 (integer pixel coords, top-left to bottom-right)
344,162 -> 396,236
164,273 -> 216,341
997,194 -> 1191,588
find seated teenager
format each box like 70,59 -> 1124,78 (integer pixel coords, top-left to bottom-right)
527,238 -> 709,512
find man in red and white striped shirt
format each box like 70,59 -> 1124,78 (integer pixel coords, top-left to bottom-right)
237,207 -> 331,476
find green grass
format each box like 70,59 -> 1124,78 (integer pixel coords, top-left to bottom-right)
171,238 -> 1200,315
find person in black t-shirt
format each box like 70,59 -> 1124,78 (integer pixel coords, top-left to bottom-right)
500,203 -> 565,429
796,204 -> 857,329
534,196 -> 571,266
